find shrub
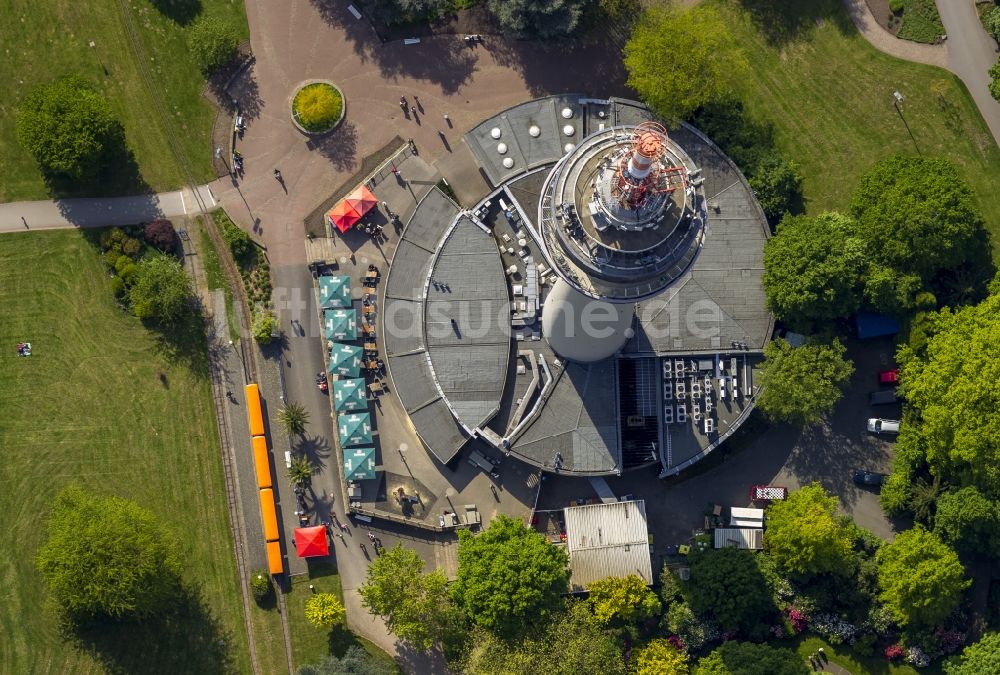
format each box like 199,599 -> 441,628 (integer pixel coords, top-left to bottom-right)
786,606 -> 807,634
16,76 -> 119,179
144,219 -> 177,254
985,7 -> 1000,40
886,643 -> 904,660
889,0 -> 904,14
115,255 -> 133,276
906,645 -> 931,668
188,16 -> 241,73
809,612 -> 858,645
253,309 -> 276,344
292,83 -> 343,133
118,263 -> 138,286
304,593 -> 346,628
250,570 -> 271,603
990,59 -> 1000,103
660,565 -> 684,606
110,276 -> 126,298
100,227 -> 125,250
222,219 -> 253,262
121,236 -> 142,258
855,633 -> 878,656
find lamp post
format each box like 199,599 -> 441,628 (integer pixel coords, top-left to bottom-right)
229,339 -> 248,383
215,146 -> 231,176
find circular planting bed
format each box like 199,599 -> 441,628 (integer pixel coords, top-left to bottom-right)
291,81 -> 344,135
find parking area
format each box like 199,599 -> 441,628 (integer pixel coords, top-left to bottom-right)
534,336 -> 905,569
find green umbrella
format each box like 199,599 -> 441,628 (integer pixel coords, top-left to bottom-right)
319,275 -> 352,308
338,412 -> 372,447
328,343 -> 362,378
332,378 -> 367,412
343,446 -> 377,480
324,308 -> 357,341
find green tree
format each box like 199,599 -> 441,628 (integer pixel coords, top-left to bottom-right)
16,76 -> 119,180
278,401 -> 310,435
908,475 -> 943,524
851,155 -> 987,283
288,456 -> 315,488
188,16 -> 241,72
634,638 -> 688,675
944,632 -> 1000,675
665,601 -> 708,651
863,264 -> 923,315
764,483 -> 854,577
624,5 -> 747,123
876,526 -> 969,629
453,514 -> 569,640
128,254 -> 194,324
365,0 -> 450,26
991,59 -> 1000,103
762,212 -> 866,330
253,309 -> 277,344
696,640 -> 810,675
359,544 -> 462,651
36,485 -> 182,622
748,153 -> 803,225
486,0 -> 587,39
756,338 -> 854,425
985,8 -> 1000,40
934,486 -> 1000,557
460,601 -> 626,675
686,548 -> 776,633
896,291 -> 1000,495
587,574 -> 660,626
305,592 -> 346,628
296,646 -> 395,675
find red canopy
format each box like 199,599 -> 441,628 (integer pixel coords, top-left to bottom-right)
328,201 -> 361,233
294,526 -> 330,558
345,185 -> 377,217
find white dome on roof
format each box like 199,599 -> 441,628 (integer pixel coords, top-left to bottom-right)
564,143 -> 575,153
561,107 -> 573,119
490,127 -> 502,139
502,157 -> 514,169
528,125 -> 540,137
497,142 -> 508,154
542,280 -> 633,363
563,124 -> 575,136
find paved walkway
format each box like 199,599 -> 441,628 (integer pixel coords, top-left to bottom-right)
0,185 -> 216,231
843,0 -> 948,68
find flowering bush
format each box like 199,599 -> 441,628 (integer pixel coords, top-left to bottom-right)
722,629 -> 737,641
934,627 -> 965,655
885,643 -> 903,661
810,613 -> 858,645
867,605 -> 894,636
905,646 -> 930,668
667,635 -> 686,652
786,606 -> 808,634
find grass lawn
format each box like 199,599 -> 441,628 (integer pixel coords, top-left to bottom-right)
0,0 -> 247,202
0,230 -> 250,673
713,0 -> 1000,252
197,218 -> 240,342
897,0 -> 944,44
794,636 -> 945,675
285,562 -> 400,673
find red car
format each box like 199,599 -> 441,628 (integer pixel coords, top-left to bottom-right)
879,368 -> 899,385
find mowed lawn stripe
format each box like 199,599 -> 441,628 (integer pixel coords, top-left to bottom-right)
0,230 -> 249,674
715,0 -> 1000,245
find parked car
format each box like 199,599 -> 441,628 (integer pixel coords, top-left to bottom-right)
869,389 -> 898,405
853,469 -> 888,486
879,368 -> 899,384
867,418 -> 900,435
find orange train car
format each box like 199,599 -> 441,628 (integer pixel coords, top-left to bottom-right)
259,487 -> 280,542
266,540 -> 284,576
244,383 -> 265,438
252,436 -> 273,490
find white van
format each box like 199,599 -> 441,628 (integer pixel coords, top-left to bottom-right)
867,418 -> 900,435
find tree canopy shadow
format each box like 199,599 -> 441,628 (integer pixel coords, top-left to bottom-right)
148,307 -> 212,377
311,121 -> 359,172
211,58 -> 263,123
734,0 -> 854,46
70,586 -> 236,675
485,36 -> 629,99
149,0 -> 203,26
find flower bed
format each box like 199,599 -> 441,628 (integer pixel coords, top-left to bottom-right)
291,81 -> 344,134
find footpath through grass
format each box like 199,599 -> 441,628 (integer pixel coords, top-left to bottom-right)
0,0 -> 247,202
0,230 -> 249,674
714,0 -> 1000,252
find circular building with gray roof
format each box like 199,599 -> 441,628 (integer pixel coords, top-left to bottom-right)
383,96 -> 772,478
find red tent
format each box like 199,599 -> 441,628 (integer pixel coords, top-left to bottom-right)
345,185 -> 377,217
328,201 -> 361,234
294,525 -> 330,558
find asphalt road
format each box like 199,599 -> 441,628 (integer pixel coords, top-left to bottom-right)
937,0 -> 1000,144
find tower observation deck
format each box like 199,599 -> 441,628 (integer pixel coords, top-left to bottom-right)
538,122 -> 707,362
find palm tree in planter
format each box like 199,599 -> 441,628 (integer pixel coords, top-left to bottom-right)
288,455 -> 315,489
278,401 -> 309,435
